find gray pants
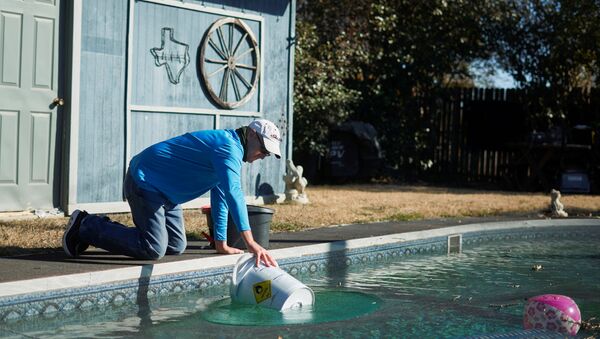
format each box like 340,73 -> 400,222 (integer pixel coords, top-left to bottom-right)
79,172 -> 187,259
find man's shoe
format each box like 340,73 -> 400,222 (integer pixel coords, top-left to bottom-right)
62,210 -> 90,258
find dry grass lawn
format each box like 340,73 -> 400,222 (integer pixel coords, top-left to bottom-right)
1,184 -> 599,256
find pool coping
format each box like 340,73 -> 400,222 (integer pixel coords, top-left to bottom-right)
2,218 -> 599,299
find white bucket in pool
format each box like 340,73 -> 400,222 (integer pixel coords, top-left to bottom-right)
230,254 -> 315,311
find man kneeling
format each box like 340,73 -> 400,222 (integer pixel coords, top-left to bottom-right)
62,119 -> 281,267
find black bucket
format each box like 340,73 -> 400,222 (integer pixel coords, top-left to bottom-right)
202,205 -> 274,249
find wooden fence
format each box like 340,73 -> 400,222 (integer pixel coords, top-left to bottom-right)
425,88 -> 600,192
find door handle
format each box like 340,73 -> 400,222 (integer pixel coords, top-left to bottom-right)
52,97 -> 65,106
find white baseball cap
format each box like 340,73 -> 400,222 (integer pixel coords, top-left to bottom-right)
248,119 -> 282,159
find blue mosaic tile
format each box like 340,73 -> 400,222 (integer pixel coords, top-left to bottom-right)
463,328 -> 567,338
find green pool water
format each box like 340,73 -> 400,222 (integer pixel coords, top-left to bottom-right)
2,232 -> 599,338
201,290 -> 380,326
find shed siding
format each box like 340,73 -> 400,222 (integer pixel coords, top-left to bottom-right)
75,0 -> 292,207
130,111 -> 215,156
77,0 -> 127,203
132,2 -> 261,111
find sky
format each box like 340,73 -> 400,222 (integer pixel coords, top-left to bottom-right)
470,60 -> 518,89
482,68 -> 518,88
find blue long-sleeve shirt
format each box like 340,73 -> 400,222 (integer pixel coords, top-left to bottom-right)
128,129 -> 250,240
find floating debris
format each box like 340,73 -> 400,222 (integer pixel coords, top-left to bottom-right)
531,264 -> 543,271
489,302 -> 519,309
581,317 -> 600,332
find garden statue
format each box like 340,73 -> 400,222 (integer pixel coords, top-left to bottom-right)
550,189 -> 568,217
283,159 -> 309,204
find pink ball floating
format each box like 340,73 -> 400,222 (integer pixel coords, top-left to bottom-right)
523,294 -> 581,335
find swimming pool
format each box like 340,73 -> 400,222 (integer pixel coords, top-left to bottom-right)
1,220 -> 599,337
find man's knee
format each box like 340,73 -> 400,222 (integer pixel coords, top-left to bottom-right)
142,243 -> 166,260
167,239 -> 187,256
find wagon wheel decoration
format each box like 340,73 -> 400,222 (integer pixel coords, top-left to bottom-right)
200,18 -> 260,109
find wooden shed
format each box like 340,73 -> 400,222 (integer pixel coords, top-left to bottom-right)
0,0 -> 296,214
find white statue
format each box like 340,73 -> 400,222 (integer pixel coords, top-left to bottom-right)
550,189 -> 568,218
283,159 -> 309,204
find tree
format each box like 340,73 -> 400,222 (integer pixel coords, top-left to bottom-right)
349,0 -> 498,173
294,0 -> 500,172
293,20 -> 361,156
487,0 -> 600,128
293,0 -> 369,156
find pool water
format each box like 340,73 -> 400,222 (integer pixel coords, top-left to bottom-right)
1,234 -> 599,338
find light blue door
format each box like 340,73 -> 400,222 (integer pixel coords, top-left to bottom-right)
0,0 -> 61,211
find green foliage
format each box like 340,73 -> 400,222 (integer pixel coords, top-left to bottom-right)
293,12 -> 362,156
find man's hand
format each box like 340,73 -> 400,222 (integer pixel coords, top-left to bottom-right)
240,230 -> 278,267
215,240 -> 244,255
246,241 -> 278,267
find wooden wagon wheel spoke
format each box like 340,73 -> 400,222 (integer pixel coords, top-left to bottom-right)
235,63 -> 257,70
205,58 -> 227,64
200,18 -> 260,109
234,48 -> 254,61
232,33 -> 248,57
228,24 -> 234,55
219,68 -> 230,101
233,69 -> 252,89
216,26 -> 230,57
230,70 -> 241,101
207,64 -> 228,78
208,38 -> 227,60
